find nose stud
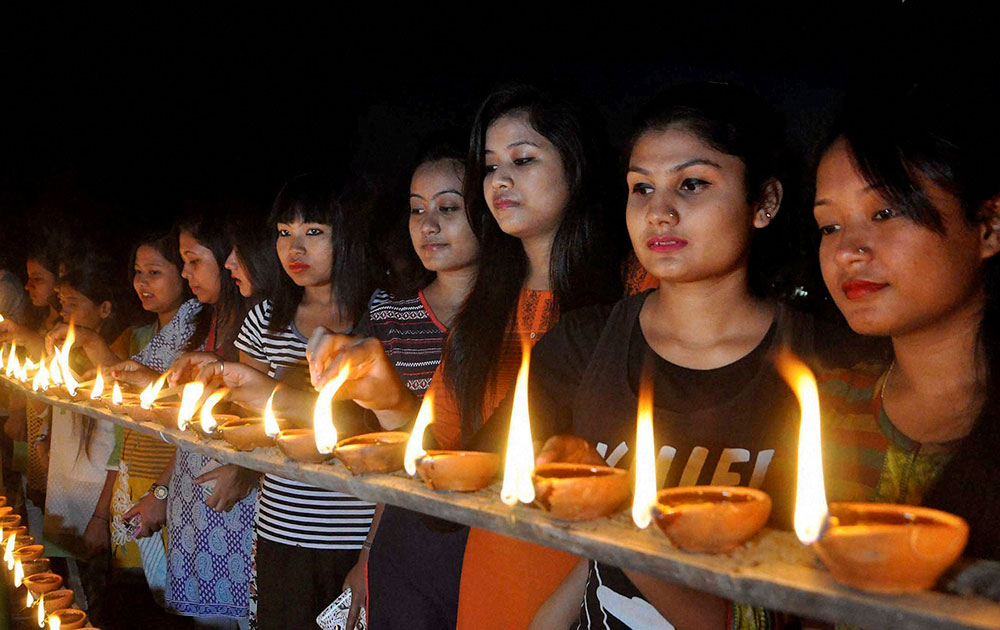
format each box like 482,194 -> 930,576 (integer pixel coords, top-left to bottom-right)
668,210 -> 678,221
857,246 -> 868,254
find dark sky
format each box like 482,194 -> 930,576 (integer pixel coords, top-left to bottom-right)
1,4 -> 994,275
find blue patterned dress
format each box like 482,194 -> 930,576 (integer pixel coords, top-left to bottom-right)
164,306 -> 257,620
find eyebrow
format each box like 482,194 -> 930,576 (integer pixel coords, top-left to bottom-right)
409,189 -> 463,201
627,158 -> 723,175
484,140 -> 541,154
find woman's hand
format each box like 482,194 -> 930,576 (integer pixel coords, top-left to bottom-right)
122,492 -> 167,538
194,464 -> 258,513
307,329 -> 418,426
193,360 -> 276,410
343,552 -> 369,630
109,360 -> 159,388
535,435 -> 606,467
83,515 -> 110,557
169,352 -> 224,386
0,320 -> 45,356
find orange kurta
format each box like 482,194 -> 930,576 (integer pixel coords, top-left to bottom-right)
426,290 -> 579,630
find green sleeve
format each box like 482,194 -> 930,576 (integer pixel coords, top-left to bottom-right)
106,424 -> 124,469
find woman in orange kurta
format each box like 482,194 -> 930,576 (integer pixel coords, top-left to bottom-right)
310,85 -> 627,629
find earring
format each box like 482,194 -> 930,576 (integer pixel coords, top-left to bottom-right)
764,212 -> 772,219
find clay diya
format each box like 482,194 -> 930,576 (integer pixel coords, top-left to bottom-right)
191,413 -> 241,440
812,502 -> 968,593
21,558 -> 51,578
14,544 -> 44,562
152,401 -> 183,426
0,495 -> 6,507
41,588 -> 75,613
47,608 -> 88,629
0,514 -> 22,529
13,534 -> 36,549
334,432 -> 410,474
652,486 -> 772,553
416,450 -> 500,491
218,417 -> 288,451
275,429 -> 333,464
23,571 -> 63,596
104,392 -> 142,414
2,526 -> 27,543
532,463 -> 630,521
0,505 -> 12,517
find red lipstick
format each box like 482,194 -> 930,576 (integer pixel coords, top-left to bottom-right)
842,279 -> 888,300
287,262 -> 310,274
493,197 -> 517,210
646,236 -> 688,252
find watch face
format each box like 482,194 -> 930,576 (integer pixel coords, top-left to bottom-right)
153,485 -> 169,500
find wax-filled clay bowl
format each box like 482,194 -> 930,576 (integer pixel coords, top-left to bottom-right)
42,588 -> 75,613
151,401 -> 183,426
190,414 -> 240,440
0,513 -> 22,529
653,486 -> 772,553
13,542 -> 42,558
0,495 -> 6,507
416,450 -> 500,491
219,417 -> 287,451
334,432 -> 410,474
119,402 -> 161,423
21,558 -> 51,578
532,463 -> 631,521
813,502 -> 968,593
0,505 -> 11,517
276,429 -> 334,464
13,534 -> 35,549
23,571 -> 63,595
47,608 -> 88,630
104,392 -> 142,414
2,526 -> 27,542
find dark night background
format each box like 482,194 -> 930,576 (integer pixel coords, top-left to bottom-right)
1,4 -> 994,302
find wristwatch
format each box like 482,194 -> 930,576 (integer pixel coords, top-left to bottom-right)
151,483 -> 170,500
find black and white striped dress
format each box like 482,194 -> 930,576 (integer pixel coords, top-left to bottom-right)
235,300 -> 376,549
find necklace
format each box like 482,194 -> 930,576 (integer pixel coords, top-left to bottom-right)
879,360 -> 896,408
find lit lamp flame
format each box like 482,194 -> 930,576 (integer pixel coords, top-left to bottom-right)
49,350 -> 63,387
112,381 -> 123,406
140,372 -> 169,409
0,345 -> 5,370
48,614 -> 59,630
200,388 -> 229,434
4,531 -> 15,569
775,351 -> 829,545
14,558 -> 24,587
32,360 -> 50,392
20,358 -> 35,383
177,382 -> 205,430
632,372 -> 657,529
5,341 -> 17,377
26,588 -> 34,608
264,388 -> 280,438
37,594 -> 45,627
314,363 -> 351,454
58,323 -> 80,396
501,337 -> 535,506
90,367 -> 105,399
404,391 -> 435,476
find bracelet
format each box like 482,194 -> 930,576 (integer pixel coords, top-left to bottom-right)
361,540 -> 372,550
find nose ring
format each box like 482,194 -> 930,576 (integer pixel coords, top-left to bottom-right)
857,246 -> 868,254
668,210 -> 678,221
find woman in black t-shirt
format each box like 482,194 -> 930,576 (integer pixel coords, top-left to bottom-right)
523,83 -> 818,630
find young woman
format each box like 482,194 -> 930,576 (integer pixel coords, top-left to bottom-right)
231,172 -> 375,629
308,84 -> 627,629
359,139 -> 479,630
515,83 -> 828,630
814,86 -> 1000,564
225,211 -> 283,302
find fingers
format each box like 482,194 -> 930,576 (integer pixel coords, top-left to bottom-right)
307,331 -> 359,387
316,337 -> 381,390
346,597 -> 361,630
193,469 -> 221,484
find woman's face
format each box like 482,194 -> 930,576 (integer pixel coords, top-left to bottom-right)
179,230 -> 222,305
58,284 -> 108,330
25,259 -> 57,308
409,159 -> 479,274
626,125 -> 767,284
134,244 -> 186,315
483,112 -> 569,242
815,138 -> 992,336
275,217 -> 334,288
224,247 -> 254,298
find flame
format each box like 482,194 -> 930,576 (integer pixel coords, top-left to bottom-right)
20,357 -> 35,383
14,558 -> 24,587
776,351 -> 829,545
37,594 -> 45,627
0,345 -> 5,369
58,322 -> 80,395
140,372 -> 169,409
404,391 -> 435,476
264,388 -> 280,438
200,388 -> 229,433
48,614 -> 59,630
112,381 -> 123,405
177,382 -> 205,430
5,341 -> 17,377
49,350 -> 63,387
32,360 -> 50,392
314,363 -> 351,454
90,367 -> 104,399
4,530 -> 15,569
26,588 -> 33,608
632,372 -> 657,529
501,337 -> 535,506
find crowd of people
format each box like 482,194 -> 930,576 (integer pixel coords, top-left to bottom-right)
0,78 -> 998,630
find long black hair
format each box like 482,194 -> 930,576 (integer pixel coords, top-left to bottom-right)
267,172 -> 374,333
828,84 -> 1000,559
229,209 -> 283,305
179,210 -> 245,355
628,82 -> 801,299
444,84 -> 625,442
128,228 -> 192,324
